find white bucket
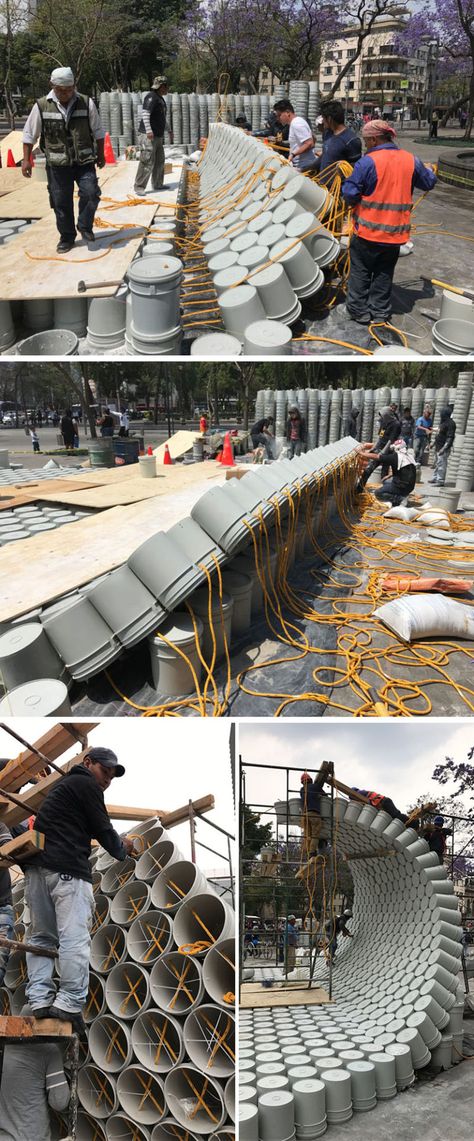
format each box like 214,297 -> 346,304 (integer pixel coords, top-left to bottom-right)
220,569 -> 253,635
186,587 -> 233,662
128,255 -> 183,337
149,613 -> 204,697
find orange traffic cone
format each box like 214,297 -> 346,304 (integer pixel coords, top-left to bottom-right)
104,133 -> 116,164
163,443 -> 173,465
7,149 -> 16,168
220,431 -> 235,467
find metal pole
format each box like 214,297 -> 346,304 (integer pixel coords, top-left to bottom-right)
329,762 -> 335,1001
188,800 -> 196,864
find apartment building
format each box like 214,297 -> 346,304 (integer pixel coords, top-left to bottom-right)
319,15 -> 429,114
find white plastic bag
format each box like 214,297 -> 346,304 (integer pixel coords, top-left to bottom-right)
417,509 -> 451,530
374,594 -> 474,642
384,505 -> 419,521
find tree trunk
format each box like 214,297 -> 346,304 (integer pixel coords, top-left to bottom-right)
463,72 -> 474,140
440,94 -> 468,129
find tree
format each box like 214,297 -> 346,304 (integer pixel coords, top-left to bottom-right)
433,752 -> 474,803
0,0 -> 29,125
325,0 -> 407,101
241,804 -> 273,874
29,0 -> 130,91
395,2 -> 474,138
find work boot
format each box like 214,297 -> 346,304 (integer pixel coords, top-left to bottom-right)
56,239 -> 75,253
31,1006 -> 52,1019
49,1005 -> 86,1036
79,229 -> 95,242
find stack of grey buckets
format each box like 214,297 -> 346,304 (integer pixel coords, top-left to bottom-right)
0,437 -> 359,713
2,816 -> 235,1140
255,375 -> 474,490
239,797 -> 464,1141
98,86 -> 319,151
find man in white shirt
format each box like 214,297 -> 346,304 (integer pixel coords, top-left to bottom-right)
273,99 -> 314,170
22,66 -> 106,253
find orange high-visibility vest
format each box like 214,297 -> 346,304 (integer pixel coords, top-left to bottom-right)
367,791 -> 384,808
353,148 -> 415,244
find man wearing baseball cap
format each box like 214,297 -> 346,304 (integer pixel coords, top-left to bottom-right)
23,746 -> 136,1032
22,66 -> 106,252
134,75 -> 171,196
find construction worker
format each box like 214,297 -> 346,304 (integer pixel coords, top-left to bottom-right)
341,120 -> 436,323
369,438 -> 417,505
423,816 -> 450,864
429,407 -> 456,486
326,910 -> 353,962
300,769 -> 329,856
23,747 -> 136,1032
285,915 -> 299,973
355,405 -> 402,492
134,76 -> 171,196
0,1006 -> 69,1141
22,67 -> 106,253
0,820 -> 14,987
352,788 -> 407,823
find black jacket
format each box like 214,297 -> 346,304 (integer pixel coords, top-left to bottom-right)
435,414 -> 456,453
31,765 -> 126,882
0,821 -> 13,909
139,90 -> 167,137
287,415 -> 306,443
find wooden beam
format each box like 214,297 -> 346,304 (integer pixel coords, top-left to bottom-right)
1,754 -> 88,828
0,1015 -> 72,1038
330,778 -> 371,804
0,831 -> 44,868
0,723 -> 97,793
0,935 -> 56,960
160,795 -> 215,830
106,805 -> 165,822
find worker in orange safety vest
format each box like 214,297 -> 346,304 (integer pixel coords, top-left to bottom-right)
341,120 -> 436,324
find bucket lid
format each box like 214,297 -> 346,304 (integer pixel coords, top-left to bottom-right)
190,332 -> 241,357
0,678 -> 69,715
128,255 -> 183,284
151,612 -> 203,644
219,284 -> 256,310
0,623 -> 43,657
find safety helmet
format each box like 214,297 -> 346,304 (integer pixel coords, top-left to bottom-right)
434,815 -> 445,826
344,909 -> 353,917
301,772 -> 312,782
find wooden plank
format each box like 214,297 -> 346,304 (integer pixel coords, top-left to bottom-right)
0,471 -> 226,624
0,161 -> 182,300
1,753 -> 88,828
240,983 -> 331,1009
0,830 -> 44,868
107,805 -> 165,822
161,794 -> 215,830
37,463 -> 220,509
0,131 -> 23,165
0,1015 -> 72,1037
0,163 -> 119,219
0,722 -> 96,792
154,430 -> 202,463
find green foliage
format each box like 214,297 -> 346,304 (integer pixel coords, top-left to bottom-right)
241,803 -> 273,874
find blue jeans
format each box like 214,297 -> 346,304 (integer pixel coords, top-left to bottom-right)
0,904 -> 14,986
46,162 -> 101,241
375,479 -> 404,505
24,868 -> 94,1013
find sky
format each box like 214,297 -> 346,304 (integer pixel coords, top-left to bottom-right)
239,719 -> 473,826
0,719 -> 235,875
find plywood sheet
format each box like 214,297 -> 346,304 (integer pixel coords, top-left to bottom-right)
0,164 -> 119,219
0,169 -> 23,197
240,983 -> 331,1009
0,160 -> 182,299
0,130 -> 23,165
0,470 -> 226,623
154,430 -> 202,463
0,478 -> 98,510
17,461 -> 221,508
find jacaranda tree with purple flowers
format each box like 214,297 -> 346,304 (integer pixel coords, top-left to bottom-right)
395,1 -> 474,137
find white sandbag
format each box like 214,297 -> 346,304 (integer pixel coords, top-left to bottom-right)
417,510 -> 451,530
384,506 -> 419,521
374,594 -> 474,642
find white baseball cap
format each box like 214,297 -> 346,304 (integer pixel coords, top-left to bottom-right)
50,67 -> 75,86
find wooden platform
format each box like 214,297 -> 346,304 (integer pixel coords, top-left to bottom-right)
0,466 -> 226,624
0,160 -> 181,299
0,478 -> 99,511
240,982 -> 331,1009
0,831 -> 44,869
0,165 -> 119,218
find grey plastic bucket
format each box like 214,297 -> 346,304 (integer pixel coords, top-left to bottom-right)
54,297 -> 88,336
220,570 -> 252,636
0,622 -> 67,692
16,329 -> 78,356
128,255 -> 183,337
88,439 -> 115,468
0,678 -> 72,716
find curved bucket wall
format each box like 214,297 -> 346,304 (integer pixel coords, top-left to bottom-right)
150,952 -> 204,1014
131,1009 -> 186,1073
126,910 -> 174,965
